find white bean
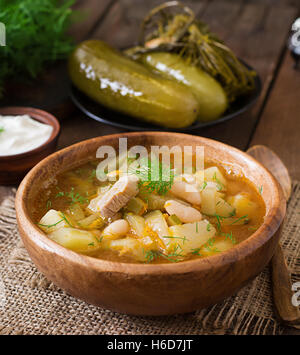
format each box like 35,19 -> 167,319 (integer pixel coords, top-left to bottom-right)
164,200 -> 202,223
170,180 -> 201,205
102,219 -> 129,239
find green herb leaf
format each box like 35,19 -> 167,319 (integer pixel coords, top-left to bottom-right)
222,231 -> 236,244
46,200 -> 52,210
230,215 -> 248,225
163,235 -> 189,244
130,156 -> 175,195
200,181 -> 207,190
0,0 -> 76,97
191,248 -> 202,256
55,187 -> 89,205
212,172 -> 224,191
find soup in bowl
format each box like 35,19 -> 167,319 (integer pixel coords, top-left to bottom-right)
15,132 -> 285,315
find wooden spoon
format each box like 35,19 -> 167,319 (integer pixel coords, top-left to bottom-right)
247,145 -> 300,328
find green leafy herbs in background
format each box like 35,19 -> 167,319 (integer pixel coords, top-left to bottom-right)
0,0 -> 76,97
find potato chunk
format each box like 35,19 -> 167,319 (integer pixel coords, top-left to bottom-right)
168,220 -> 216,255
200,236 -> 235,257
124,213 -> 145,237
145,210 -> 170,247
215,197 -> 235,217
108,237 -> 147,262
138,191 -> 168,211
201,185 -> 217,215
204,167 -> 227,191
49,228 -> 100,253
38,209 -> 70,233
227,193 -> 258,219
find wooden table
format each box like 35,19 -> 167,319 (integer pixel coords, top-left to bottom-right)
4,0 -> 300,180
2,0 -> 300,334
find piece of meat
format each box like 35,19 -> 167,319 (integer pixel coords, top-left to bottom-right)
89,175 -> 139,218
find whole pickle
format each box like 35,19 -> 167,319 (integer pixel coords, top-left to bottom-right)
68,40 -> 199,128
139,52 -> 228,122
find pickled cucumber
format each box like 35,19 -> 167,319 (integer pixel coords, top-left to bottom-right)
69,40 -> 199,128
139,52 -> 228,122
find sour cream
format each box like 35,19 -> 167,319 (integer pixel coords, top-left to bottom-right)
0,115 -> 53,156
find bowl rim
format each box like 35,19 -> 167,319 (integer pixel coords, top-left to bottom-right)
15,132 -> 286,276
0,106 -> 60,160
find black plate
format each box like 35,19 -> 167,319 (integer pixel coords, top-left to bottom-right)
69,62 -> 262,132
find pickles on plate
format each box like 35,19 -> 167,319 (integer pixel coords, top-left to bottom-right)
69,40 -> 199,128
139,52 -> 228,122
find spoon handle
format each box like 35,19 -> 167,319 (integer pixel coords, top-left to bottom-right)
272,240 -> 300,327
247,145 -> 300,328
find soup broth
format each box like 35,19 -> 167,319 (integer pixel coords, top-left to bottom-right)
34,156 -> 265,264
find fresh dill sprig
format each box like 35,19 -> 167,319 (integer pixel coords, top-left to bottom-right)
143,244 -> 184,263
163,235 -> 189,244
130,156 -> 175,195
37,212 -> 72,229
212,172 -> 224,191
46,200 -> 52,210
0,0 -> 76,97
88,169 -> 96,182
230,215 -> 249,225
191,248 -> 202,256
95,235 -> 104,243
203,238 -> 220,253
37,219 -> 65,229
206,222 -> 211,232
200,181 -> 207,190
55,187 -> 89,205
222,231 -> 236,244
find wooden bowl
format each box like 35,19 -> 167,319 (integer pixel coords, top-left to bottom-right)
15,132 -> 286,315
0,106 -> 60,185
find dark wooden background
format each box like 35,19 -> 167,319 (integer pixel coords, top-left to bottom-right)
3,0 -> 300,180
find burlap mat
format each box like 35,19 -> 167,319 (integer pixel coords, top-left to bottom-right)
0,183 -> 299,335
